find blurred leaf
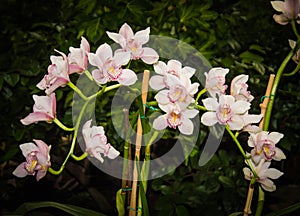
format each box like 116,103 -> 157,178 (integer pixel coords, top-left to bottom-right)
14,201 -> 106,216
218,175 -> 234,188
239,51 -> 264,63
264,201 -> 300,216
228,212 -> 243,216
175,205 -> 189,216
116,189 -> 125,216
3,73 -> 20,87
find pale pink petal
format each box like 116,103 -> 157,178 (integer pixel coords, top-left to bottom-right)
134,27 -> 150,45
273,14 -> 290,25
263,168 -> 284,179
187,82 -> 200,95
242,167 -> 252,180
106,146 -> 120,159
164,74 -> 181,86
44,78 -> 69,95
243,125 -> 262,133
96,43 -> 113,62
13,162 -> 28,178
50,93 -> 57,117
20,112 -> 53,125
271,1 -> 286,12
154,61 -> 168,75
248,133 -> 257,147
106,32 -> 126,48
32,95 -> 52,113
268,132 -> 284,144
180,66 -> 196,79
168,60 -> 182,72
231,101 -> 251,114
114,51 -> 131,66
183,109 -> 199,119
153,115 -> 168,130
117,69 -> 137,85
286,0 -> 299,19
36,170 -> 47,181
92,69 -> 109,84
178,118 -> 194,135
149,75 -> 165,90
227,115 -> 244,130
119,23 -> 134,41
201,112 -> 218,126
259,178 -> 276,192
202,98 -> 218,111
20,143 -> 39,157
273,147 -> 286,161
154,90 -> 169,104
140,47 -> 159,64
88,53 -> 103,67
242,114 -> 263,125
34,139 -> 50,162
220,95 -> 235,106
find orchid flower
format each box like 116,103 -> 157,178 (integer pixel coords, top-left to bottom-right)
13,140 -> 51,181
88,43 -> 137,85
201,94 -> 251,130
271,0 -> 300,25
82,120 -> 120,163
288,39 -> 300,64
106,23 -> 159,64
153,104 -> 199,135
204,67 -> 229,98
248,131 -> 286,163
230,74 -> 254,102
68,36 -> 90,74
243,159 -> 283,192
149,60 -> 196,90
20,93 -> 56,125
37,50 -> 70,94
154,74 -> 199,110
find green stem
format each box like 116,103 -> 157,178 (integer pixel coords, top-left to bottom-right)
68,81 -> 88,101
225,125 -> 258,179
196,104 -> 207,111
195,88 -> 207,103
291,19 -> 300,39
83,69 -> 94,81
53,118 -> 74,131
263,50 -> 294,131
283,61 -> 300,76
255,186 -> 265,216
71,152 -> 88,161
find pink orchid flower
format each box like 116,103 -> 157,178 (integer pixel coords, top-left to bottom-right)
201,94 -> 251,130
20,93 -> 56,125
230,74 -> 254,102
154,74 -> 199,110
36,50 -> 70,94
68,36 -> 90,74
271,0 -> 300,25
149,60 -> 196,90
88,43 -> 137,85
243,159 -> 283,192
153,104 -> 199,135
82,119 -> 120,163
248,131 -> 286,163
204,67 -> 229,98
13,139 -> 51,181
106,23 -> 159,64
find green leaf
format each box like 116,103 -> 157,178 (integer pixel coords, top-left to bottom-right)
228,212 -> 243,216
239,51 -> 264,63
14,201 -> 106,216
136,158 -> 150,216
175,205 -> 189,216
264,201 -> 300,216
116,189 -> 126,216
218,175 -> 234,187
3,73 -> 20,87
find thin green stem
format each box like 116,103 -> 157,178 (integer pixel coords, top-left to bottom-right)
255,186 -> 265,216
196,104 -> 207,111
68,81 -> 88,101
195,88 -> 207,102
83,69 -> 94,81
283,61 -> 300,76
291,19 -> 300,39
53,118 -> 74,131
71,152 -> 88,161
263,49 -> 294,131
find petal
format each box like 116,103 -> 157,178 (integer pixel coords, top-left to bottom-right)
20,142 -> 39,157
183,108 -> 199,119
286,0 -> 299,19
114,51 -> 131,66
34,140 -> 49,158
220,95 -> 235,106
231,101 -> 251,114
178,118 -> 194,135
227,115 -> 244,130
202,97 -> 219,111
268,132 -> 284,144
36,170 -> 47,181
242,114 -> 263,125
187,82 -> 200,95
92,69 -> 109,85
154,90 -> 169,104
242,167 -> 252,180
140,47 -> 159,64
20,112 -> 53,125
50,93 -> 57,117
168,60 -> 182,73
88,52 -> 103,67
95,43 -> 113,62
248,133 -> 257,147
263,168 -> 284,179
259,178 -> 276,192
271,1 -> 286,12
273,147 -> 286,161
273,14 -> 290,25
154,61 -> 168,75
13,162 -> 28,178
119,23 -> 134,41
106,146 -> 120,159
153,115 -> 168,130
106,32 -> 126,48
117,69 -> 137,85
180,66 -> 196,79
45,78 -> 69,95
32,95 -> 52,113
201,112 -> 218,126
149,75 -> 165,90
134,27 -> 150,44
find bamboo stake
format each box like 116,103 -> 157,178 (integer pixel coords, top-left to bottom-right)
129,70 -> 150,216
259,74 -> 275,129
243,74 -> 275,216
